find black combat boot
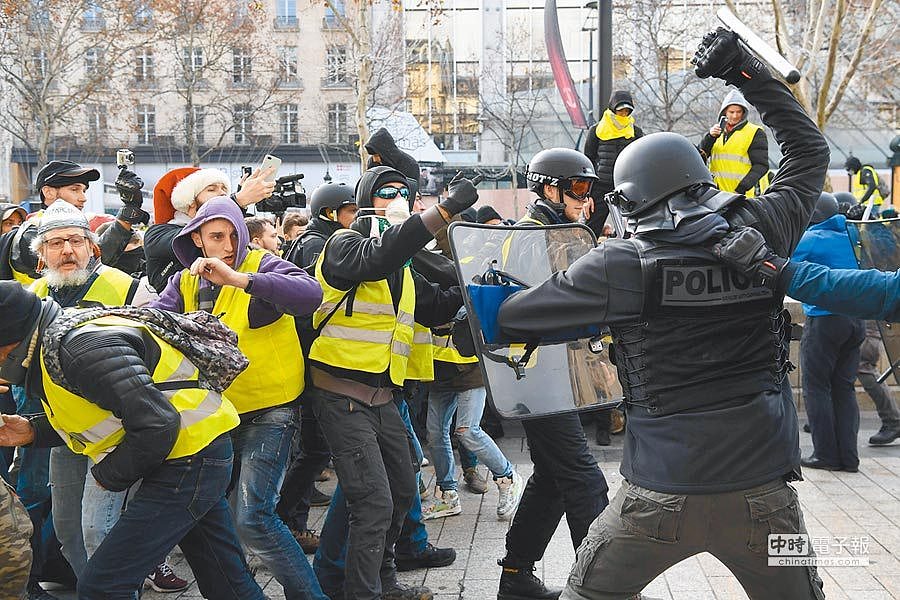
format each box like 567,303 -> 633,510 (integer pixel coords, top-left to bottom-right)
497,559 -> 561,600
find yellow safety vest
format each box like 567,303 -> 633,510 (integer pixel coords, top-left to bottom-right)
851,167 -> 884,206
709,123 -> 770,198
309,230 -> 417,386
432,332 -> 478,365
500,216 -> 543,266
30,266 -> 138,306
406,323 -> 435,381
12,269 -> 36,287
179,249 -> 304,413
39,315 -> 240,463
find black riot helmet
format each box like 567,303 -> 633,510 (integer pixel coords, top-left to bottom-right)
809,192 -> 838,224
609,132 -> 714,217
310,182 -> 356,218
525,148 -> 598,212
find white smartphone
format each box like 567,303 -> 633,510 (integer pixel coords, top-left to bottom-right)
258,154 -> 282,182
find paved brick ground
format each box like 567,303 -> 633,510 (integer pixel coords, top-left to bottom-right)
48,412 -> 899,599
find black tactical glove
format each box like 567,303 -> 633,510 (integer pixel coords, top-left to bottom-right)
692,27 -> 770,87
115,168 -> 149,225
438,172 -> 479,216
711,226 -> 787,290
846,203 -> 866,221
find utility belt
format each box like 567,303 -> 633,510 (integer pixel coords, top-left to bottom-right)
310,367 -> 394,407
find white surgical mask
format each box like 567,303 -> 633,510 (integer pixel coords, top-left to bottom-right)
384,197 -> 411,225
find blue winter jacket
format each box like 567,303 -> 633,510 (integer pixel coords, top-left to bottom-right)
784,261 -> 900,322
791,214 -> 858,316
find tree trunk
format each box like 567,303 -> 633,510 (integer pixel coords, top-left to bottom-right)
355,1 -> 372,169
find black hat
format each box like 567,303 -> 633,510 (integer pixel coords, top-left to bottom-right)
0,281 -> 42,346
476,205 -> 502,224
843,156 -> 862,173
810,192 -> 838,224
459,207 -> 477,223
35,160 -> 100,199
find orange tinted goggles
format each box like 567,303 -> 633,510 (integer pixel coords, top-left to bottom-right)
565,178 -> 593,200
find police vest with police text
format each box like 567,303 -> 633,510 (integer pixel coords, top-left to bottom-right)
608,238 -> 789,416
39,315 -> 240,463
179,248 -> 304,413
709,123 -> 770,198
309,229 -> 418,387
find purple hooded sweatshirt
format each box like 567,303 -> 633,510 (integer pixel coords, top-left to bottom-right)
150,196 -> 322,326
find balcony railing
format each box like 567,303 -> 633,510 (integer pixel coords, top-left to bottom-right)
81,17 -> 105,31
274,15 -> 299,29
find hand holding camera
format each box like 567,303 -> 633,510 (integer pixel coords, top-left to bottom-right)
114,149 -> 150,225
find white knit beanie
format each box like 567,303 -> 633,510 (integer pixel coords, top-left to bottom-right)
37,200 -> 90,236
169,169 -> 231,214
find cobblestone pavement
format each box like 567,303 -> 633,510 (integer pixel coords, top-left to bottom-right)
47,412 -> 899,599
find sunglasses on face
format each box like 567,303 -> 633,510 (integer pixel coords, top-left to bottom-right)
374,186 -> 410,200
564,178 -> 593,200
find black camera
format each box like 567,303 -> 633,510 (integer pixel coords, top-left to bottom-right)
256,173 -> 306,215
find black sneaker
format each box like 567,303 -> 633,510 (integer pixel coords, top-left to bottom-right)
869,423 -> 900,446
396,543 -> 457,571
595,425 -> 611,447
497,560 -> 561,600
383,581 -> 434,599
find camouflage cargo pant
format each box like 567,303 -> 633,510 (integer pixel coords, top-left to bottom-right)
0,479 -> 32,600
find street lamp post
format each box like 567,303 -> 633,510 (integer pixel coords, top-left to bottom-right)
582,1 -> 598,123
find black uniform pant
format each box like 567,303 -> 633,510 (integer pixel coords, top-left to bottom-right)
800,315 -> 865,469
505,412 -> 609,565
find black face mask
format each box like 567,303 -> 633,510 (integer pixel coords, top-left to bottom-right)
118,249 -> 146,279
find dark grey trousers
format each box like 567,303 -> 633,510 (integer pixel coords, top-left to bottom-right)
561,479 -> 826,600
310,387 -> 416,600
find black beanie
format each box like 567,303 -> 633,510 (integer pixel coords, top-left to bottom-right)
0,281 -> 42,346
476,205 -> 502,224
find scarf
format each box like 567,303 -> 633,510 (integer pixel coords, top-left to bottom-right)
595,109 -> 635,141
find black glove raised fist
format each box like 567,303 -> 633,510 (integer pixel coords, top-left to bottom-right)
115,168 -> 144,206
438,172 -> 479,216
711,226 -> 787,290
692,27 -> 769,87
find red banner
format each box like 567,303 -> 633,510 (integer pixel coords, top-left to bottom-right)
544,0 -> 588,129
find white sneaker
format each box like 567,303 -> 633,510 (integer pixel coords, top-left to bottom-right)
496,469 -> 524,521
421,489 -> 462,520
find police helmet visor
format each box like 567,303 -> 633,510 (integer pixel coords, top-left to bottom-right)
563,178 -> 593,200
373,186 -> 410,200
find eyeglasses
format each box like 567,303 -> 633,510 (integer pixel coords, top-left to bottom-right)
43,235 -> 88,251
374,186 -> 410,200
564,179 -> 593,200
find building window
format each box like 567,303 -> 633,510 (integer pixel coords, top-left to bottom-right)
184,106 -> 205,144
280,104 -> 300,144
86,104 -> 107,140
279,46 -> 298,85
136,104 -> 155,145
134,2 -> 152,27
84,47 -> 104,77
324,0 -> 344,27
31,49 -> 48,81
182,46 -> 204,76
82,1 -> 104,30
275,0 -> 297,27
29,0 -> 50,29
325,46 -> 347,85
232,47 -> 251,84
327,103 -> 348,144
233,104 -> 252,145
135,48 -> 154,82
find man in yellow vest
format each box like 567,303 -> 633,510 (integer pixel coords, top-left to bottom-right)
699,89 -> 770,197
307,164 -> 478,600
845,155 -> 886,214
0,281 -> 264,600
24,200 -> 192,593
150,196 -> 328,600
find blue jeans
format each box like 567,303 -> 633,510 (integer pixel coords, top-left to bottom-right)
229,405 -> 328,600
78,435 -> 264,600
395,399 -> 428,557
427,386 -> 512,492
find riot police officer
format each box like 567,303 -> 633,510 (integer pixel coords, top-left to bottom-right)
495,148 -> 610,600
497,29 -> 830,599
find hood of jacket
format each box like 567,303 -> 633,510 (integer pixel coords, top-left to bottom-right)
808,213 -> 847,234
306,216 -> 343,239
173,196 -> 249,269
608,90 -> 635,111
719,89 -> 750,117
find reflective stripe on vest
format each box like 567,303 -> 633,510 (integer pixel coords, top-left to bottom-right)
40,315 -> 239,463
432,333 -> 478,365
309,229 -> 417,386
406,324 -> 435,381
709,123 -> 768,197
30,266 -> 137,306
500,216 -> 544,265
851,167 -> 884,206
179,249 -> 304,413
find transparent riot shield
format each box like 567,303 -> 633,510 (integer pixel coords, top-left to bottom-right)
448,222 -> 623,419
849,217 -> 900,386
